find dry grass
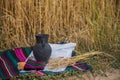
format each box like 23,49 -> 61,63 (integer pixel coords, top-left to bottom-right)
47,51 -> 103,69
0,0 -> 120,53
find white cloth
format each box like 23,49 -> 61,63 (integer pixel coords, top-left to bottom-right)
50,43 -> 76,58
43,43 -> 76,72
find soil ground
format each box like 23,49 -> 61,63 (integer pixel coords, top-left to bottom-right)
63,68 -> 120,80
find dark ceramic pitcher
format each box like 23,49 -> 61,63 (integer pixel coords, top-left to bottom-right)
33,34 -> 51,62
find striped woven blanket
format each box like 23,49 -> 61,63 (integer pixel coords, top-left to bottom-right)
0,47 -> 93,79
0,47 -> 32,79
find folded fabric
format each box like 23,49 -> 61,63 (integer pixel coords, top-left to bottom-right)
24,60 -> 46,70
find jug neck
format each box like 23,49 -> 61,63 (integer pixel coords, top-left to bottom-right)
35,34 -> 49,44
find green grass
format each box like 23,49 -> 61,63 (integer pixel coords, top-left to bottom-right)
11,71 -> 83,80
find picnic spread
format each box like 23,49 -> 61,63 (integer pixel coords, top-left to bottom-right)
0,34 -> 101,79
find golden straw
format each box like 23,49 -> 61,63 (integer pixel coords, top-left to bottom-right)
47,51 -> 103,70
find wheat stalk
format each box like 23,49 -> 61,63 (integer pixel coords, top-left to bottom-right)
47,51 -> 103,70
0,0 -> 119,53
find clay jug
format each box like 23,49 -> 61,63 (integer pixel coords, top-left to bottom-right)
33,34 -> 51,62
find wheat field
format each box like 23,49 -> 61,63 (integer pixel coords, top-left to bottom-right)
0,0 -> 120,53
